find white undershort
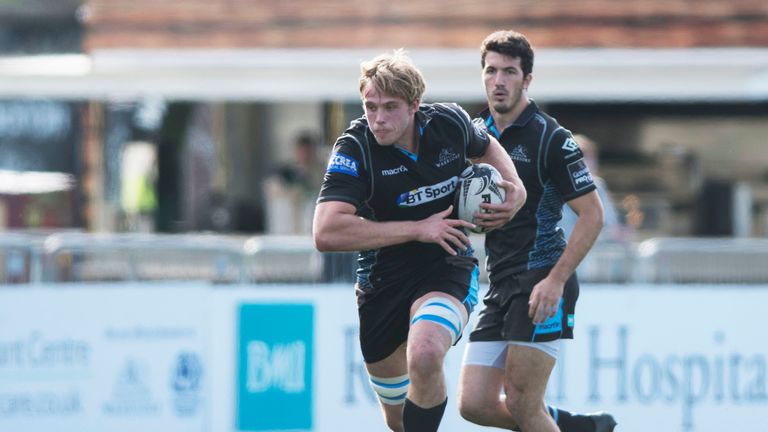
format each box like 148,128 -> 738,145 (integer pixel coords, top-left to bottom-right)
462,340 -> 561,368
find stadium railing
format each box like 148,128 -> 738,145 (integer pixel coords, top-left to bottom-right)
634,237 -> 768,284
243,235 -> 324,283
0,232 -> 47,284
2,231 -> 768,285
41,232 -> 248,283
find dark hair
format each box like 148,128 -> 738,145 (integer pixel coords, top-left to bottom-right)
480,30 -> 534,76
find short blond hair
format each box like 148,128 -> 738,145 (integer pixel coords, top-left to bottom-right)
359,49 -> 425,105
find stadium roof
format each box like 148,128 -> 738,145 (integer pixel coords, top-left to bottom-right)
1,48 -> 767,103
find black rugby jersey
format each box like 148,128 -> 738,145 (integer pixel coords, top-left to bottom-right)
317,103 -> 490,291
477,100 -> 596,282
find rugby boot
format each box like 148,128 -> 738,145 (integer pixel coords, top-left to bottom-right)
588,412 -> 617,432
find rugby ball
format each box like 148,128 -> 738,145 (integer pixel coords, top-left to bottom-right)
455,163 -> 505,233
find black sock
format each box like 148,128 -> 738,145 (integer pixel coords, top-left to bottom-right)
548,406 -> 594,432
403,397 -> 447,432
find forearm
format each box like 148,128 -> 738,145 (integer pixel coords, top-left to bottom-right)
549,210 -> 603,283
314,212 -> 419,252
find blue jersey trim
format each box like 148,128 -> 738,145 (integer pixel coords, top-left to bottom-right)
532,298 -> 564,341
397,147 -> 418,161
463,265 -> 480,311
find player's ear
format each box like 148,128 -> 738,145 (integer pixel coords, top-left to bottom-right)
410,98 -> 420,112
523,73 -> 533,90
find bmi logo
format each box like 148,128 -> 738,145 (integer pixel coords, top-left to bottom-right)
237,304 -> 314,431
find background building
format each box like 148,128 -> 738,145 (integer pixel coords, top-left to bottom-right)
1,0 -> 767,238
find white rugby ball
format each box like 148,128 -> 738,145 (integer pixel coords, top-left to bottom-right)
455,163 -> 505,233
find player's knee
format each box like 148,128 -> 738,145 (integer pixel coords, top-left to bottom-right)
457,397 -> 486,424
503,383 -> 536,423
504,378 -> 530,420
504,396 -> 526,425
407,342 -> 444,381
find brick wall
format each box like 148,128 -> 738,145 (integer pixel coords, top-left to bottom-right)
83,0 -> 768,50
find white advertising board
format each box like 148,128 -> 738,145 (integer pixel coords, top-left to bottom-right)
209,284 -> 768,432
0,284 -> 207,432
2,283 -> 766,432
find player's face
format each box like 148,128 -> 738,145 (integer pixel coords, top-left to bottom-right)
483,52 -> 531,115
362,83 -> 418,147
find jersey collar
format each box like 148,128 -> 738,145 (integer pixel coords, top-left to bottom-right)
480,99 -> 539,138
415,107 -> 432,137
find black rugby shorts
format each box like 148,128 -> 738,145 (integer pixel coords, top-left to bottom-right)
469,266 -> 579,343
356,255 -> 479,363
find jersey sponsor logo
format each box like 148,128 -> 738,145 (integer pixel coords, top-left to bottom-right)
509,145 -> 531,163
567,158 -> 594,191
327,152 -> 359,177
562,137 -> 579,152
397,176 -> 458,207
381,165 -> 408,176
436,148 -> 460,168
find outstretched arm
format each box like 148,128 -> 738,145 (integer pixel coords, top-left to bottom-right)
313,201 -> 476,255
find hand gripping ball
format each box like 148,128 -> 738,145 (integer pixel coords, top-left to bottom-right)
454,163 -> 505,233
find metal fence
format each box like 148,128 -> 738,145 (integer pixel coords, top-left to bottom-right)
2,231 -> 768,284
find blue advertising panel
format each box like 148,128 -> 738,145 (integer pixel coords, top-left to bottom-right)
237,304 -> 314,431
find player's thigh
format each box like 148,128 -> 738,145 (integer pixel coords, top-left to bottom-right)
459,364 -> 505,405
503,344 -> 556,398
366,343 -> 410,412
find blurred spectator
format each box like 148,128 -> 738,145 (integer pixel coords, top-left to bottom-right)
121,142 -> 158,232
560,134 -> 627,243
263,131 -> 324,234
197,190 -> 265,233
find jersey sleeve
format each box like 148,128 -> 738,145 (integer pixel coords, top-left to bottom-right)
316,134 -> 369,209
468,116 -> 494,158
546,130 -> 597,202
466,116 -> 491,158
439,103 -> 490,159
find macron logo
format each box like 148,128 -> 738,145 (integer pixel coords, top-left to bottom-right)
382,165 -> 408,176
